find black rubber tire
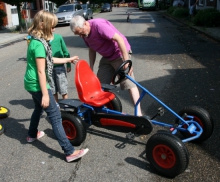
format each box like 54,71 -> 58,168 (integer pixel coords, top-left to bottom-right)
61,112 -> 87,146
175,106 -> 214,143
0,123 -> 4,135
146,132 -> 189,178
0,106 -> 10,119
104,92 -> 122,112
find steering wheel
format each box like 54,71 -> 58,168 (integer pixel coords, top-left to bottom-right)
112,60 -> 132,85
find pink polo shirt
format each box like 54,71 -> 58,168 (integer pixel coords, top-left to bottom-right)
83,18 -> 131,60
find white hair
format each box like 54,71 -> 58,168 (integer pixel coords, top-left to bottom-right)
70,15 -> 86,32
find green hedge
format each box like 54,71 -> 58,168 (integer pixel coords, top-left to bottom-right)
172,7 -> 189,18
193,8 -> 220,27
167,6 -> 177,14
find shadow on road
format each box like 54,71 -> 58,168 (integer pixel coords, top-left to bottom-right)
2,116 -> 64,160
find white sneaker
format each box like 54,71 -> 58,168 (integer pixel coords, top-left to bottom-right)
66,148 -> 89,162
27,131 -> 45,143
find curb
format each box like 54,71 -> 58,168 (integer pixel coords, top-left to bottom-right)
0,37 -> 26,49
161,11 -> 220,44
0,32 -> 27,49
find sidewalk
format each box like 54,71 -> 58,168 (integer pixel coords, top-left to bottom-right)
161,11 -> 220,44
0,29 -> 27,47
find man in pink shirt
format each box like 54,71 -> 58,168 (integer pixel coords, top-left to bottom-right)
70,16 -> 142,116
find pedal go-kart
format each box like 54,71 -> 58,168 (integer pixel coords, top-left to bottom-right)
0,106 -> 10,135
59,60 -> 214,178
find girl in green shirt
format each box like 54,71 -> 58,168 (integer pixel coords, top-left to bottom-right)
24,10 -> 89,162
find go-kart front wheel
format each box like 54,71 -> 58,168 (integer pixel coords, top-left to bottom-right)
61,112 -> 87,146
104,93 -> 122,112
146,132 -> 189,178
0,106 -> 10,119
176,106 -> 214,143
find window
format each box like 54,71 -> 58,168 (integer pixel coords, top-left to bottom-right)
31,2 -> 37,10
199,0 -> 204,5
76,5 -> 82,10
11,8 -> 17,14
57,5 -> 74,12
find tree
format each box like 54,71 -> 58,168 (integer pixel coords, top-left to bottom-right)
0,9 -> 7,28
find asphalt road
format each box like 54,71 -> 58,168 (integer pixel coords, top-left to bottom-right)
0,7 -> 220,182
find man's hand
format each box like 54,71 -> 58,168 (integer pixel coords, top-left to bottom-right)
123,61 -> 133,76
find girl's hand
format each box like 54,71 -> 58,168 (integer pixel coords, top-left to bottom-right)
41,94 -> 50,108
67,67 -> 71,73
70,56 -> 79,64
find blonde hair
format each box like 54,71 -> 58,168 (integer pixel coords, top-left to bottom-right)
28,10 -> 57,41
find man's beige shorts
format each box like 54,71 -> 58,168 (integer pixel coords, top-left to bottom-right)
97,56 -> 136,90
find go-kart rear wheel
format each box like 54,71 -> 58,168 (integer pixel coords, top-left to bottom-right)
104,93 -> 122,112
61,112 -> 87,146
0,106 -> 10,119
0,123 -> 4,135
146,132 -> 189,178
176,106 -> 214,143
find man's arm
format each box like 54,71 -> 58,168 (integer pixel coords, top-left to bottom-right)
112,33 -> 133,75
112,33 -> 129,61
89,48 -> 96,71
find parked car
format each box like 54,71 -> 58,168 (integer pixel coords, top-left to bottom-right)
101,3 -> 112,12
81,4 -> 93,20
55,3 -> 84,24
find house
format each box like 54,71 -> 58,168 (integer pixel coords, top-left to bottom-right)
196,0 -> 220,10
0,0 -> 56,28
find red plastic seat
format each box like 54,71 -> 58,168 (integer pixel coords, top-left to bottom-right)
75,60 -> 115,107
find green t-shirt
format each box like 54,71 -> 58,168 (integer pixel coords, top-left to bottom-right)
24,39 -> 50,92
51,34 -> 70,68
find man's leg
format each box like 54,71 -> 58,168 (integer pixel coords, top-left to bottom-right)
129,87 -> 142,116
97,57 -> 143,116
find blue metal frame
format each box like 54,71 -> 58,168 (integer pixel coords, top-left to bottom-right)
73,74 -> 203,143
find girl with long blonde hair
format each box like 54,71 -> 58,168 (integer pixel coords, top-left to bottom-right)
24,10 -> 89,162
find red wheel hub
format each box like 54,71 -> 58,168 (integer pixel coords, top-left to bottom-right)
152,144 -> 176,169
62,120 -> 76,140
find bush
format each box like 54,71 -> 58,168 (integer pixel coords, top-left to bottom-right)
193,8 -> 220,27
0,9 -> 7,27
159,2 -> 170,10
167,6 -> 177,14
172,7 -> 189,18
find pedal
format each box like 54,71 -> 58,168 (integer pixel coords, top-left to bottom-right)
126,132 -> 135,140
151,107 -> 164,120
158,107 -> 164,116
